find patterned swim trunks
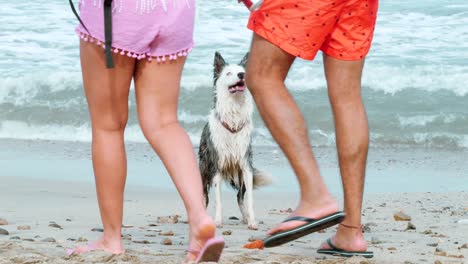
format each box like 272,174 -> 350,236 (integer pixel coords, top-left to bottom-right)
247,0 -> 379,60
76,0 -> 195,62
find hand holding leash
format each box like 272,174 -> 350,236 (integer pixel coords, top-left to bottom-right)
238,0 -> 263,11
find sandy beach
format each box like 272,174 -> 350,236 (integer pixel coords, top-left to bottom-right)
0,139 -> 467,264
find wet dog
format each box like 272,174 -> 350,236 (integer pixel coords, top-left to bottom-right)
198,52 -> 270,230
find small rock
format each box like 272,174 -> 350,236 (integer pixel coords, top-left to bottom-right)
447,254 -> 464,258
427,243 -> 438,247
394,211 -> 411,221
133,240 -> 151,244
66,218 -> 72,222
0,228 -> 9,235
422,230 -> 433,235
49,223 -> 62,229
388,247 -> 397,250
34,235 -> 41,238
434,261 -> 442,264
91,227 -> 104,232
460,243 -> 467,249
371,237 -> 383,244
77,237 -> 88,242
160,231 -> 174,236
22,238 -> 34,242
280,208 -> 293,214
10,236 -> 20,240
17,225 -> 31,230
161,238 -> 172,245
222,230 -> 232,236
435,247 -> 447,256
259,220 -> 264,225
41,237 -> 56,243
157,215 -> 179,224
228,216 -> 239,220
0,218 -> 8,226
67,238 -> 76,241
406,222 -> 416,230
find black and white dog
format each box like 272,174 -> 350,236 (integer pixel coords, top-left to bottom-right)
198,52 -> 270,230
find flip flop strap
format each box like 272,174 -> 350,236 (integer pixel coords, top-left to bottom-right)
282,216 -> 315,223
326,238 -> 338,250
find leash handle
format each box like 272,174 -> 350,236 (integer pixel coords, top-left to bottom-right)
239,0 -> 263,11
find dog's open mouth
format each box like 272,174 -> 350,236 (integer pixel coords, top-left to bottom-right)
228,80 -> 245,93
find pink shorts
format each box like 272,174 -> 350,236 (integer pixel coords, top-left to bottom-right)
76,0 -> 195,62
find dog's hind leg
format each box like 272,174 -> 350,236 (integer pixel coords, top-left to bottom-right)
237,184 -> 248,224
243,168 -> 258,230
213,173 -> 223,228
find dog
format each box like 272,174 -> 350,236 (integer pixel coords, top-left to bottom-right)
198,52 -> 271,230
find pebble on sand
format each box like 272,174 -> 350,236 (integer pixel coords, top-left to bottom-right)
435,247 -> 447,257
371,237 -> 383,244
157,215 -> 179,224
41,237 -> 56,243
394,211 -> 412,221
160,231 -> 174,236
161,238 -> 173,245
406,222 -> 416,230
434,261 -> 442,264
0,228 -> 9,235
10,236 -> 20,240
133,240 -> 151,244
222,230 -> 232,236
77,237 -> 88,242
17,225 -> 31,230
228,216 -> 239,220
388,247 -> 397,250
49,223 -> 62,229
0,218 -> 8,226
460,243 -> 468,249
91,227 -> 104,232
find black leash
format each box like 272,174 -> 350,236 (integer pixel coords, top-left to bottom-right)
69,0 -> 115,68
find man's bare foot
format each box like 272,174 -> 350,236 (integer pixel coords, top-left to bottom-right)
318,223 -> 368,252
67,236 -> 124,255
185,214 -> 216,262
268,197 -> 339,235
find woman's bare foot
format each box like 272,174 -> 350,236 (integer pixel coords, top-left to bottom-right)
67,236 -> 124,255
318,223 -> 368,252
268,197 -> 340,235
185,214 -> 216,262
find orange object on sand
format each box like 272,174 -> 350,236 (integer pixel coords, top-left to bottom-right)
243,239 -> 264,249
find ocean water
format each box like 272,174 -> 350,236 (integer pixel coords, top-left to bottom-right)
0,0 -> 467,149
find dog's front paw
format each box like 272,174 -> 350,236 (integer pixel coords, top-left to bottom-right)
248,222 -> 258,230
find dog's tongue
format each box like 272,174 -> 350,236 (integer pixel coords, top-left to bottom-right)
236,85 -> 245,92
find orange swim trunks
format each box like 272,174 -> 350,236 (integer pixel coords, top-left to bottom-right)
247,0 -> 379,60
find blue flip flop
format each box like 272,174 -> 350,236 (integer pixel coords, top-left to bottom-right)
263,211 -> 345,248
317,238 -> 374,258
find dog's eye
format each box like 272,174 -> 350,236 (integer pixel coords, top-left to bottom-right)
226,72 -> 232,76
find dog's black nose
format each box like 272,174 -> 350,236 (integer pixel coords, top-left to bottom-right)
237,72 -> 245,80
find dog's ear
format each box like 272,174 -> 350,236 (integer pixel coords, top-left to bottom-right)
239,52 -> 249,68
214,52 -> 227,77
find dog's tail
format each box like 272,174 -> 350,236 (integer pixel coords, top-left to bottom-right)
253,169 -> 272,189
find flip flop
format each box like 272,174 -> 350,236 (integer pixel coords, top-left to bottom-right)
317,238 -> 374,258
263,211 -> 345,248
188,237 -> 225,263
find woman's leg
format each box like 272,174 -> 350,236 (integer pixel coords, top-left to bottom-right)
134,57 -> 215,262
75,40 -> 135,253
